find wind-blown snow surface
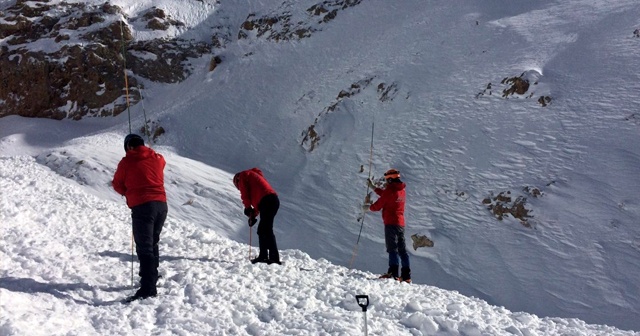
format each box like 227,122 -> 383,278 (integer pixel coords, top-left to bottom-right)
0,154 -> 634,336
2,0 -> 640,334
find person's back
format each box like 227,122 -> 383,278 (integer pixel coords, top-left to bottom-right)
233,167 -> 281,265
234,167 -> 276,215
112,138 -> 166,208
112,134 -> 168,302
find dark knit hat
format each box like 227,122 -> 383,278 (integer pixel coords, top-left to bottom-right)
123,134 -> 144,152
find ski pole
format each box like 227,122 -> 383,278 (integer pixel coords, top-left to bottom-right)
356,294 -> 370,336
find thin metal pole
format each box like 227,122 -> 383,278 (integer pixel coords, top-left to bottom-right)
131,235 -> 134,288
119,20 -> 132,134
363,311 -> 368,336
138,85 -> 151,145
349,121 -> 374,268
119,19 -> 134,289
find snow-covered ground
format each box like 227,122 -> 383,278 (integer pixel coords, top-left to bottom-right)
2,0 -> 640,334
0,153 -> 634,335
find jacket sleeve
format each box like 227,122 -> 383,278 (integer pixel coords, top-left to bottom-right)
238,180 -> 251,209
369,189 -> 388,212
238,178 -> 259,217
158,152 -> 166,168
112,160 -> 127,196
373,187 -> 384,196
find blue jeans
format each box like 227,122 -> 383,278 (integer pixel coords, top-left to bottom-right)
384,224 -> 410,268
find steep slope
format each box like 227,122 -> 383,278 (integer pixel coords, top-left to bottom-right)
0,152 -> 636,335
1,0 -> 640,331
139,0 -> 640,329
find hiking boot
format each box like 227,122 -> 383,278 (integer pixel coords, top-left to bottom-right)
251,256 -> 269,264
400,267 -> 411,283
379,265 -> 399,279
379,273 -> 398,280
267,260 -> 282,265
123,288 -> 157,303
398,278 -> 412,284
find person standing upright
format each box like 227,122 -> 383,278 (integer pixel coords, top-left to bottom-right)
233,168 -> 281,265
365,168 -> 411,283
112,134 -> 168,301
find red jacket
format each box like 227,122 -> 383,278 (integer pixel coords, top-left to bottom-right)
235,168 -> 277,217
112,146 -> 167,208
369,181 -> 406,226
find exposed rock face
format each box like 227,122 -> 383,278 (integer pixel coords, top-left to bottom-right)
238,0 -> 363,41
300,77 -> 400,152
1,0 -> 364,120
0,1 -> 210,120
1,42 -> 134,120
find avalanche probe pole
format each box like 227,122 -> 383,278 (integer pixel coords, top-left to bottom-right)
356,294 -> 370,336
119,19 -> 135,289
249,224 -> 253,260
349,121 -> 374,269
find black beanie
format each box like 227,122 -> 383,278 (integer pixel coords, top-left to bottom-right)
123,134 -> 144,152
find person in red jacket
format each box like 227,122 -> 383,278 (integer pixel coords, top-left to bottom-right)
112,134 -> 168,302
366,168 -> 411,283
233,168 -> 281,265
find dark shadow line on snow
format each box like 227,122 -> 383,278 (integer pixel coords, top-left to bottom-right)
97,250 -> 231,264
0,277 -> 132,306
161,255 -> 232,263
96,250 -> 135,262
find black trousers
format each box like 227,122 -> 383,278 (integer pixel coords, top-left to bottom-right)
257,193 -> 279,262
132,201 -> 167,292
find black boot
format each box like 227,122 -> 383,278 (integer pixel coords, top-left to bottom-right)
251,256 -> 269,264
265,233 -> 280,265
400,267 -> 412,283
126,255 -> 159,302
252,242 -> 269,264
123,287 -> 157,303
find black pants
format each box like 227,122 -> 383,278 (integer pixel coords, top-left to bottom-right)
257,193 -> 279,262
132,201 -> 167,293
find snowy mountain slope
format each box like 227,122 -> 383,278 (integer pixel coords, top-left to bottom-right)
1,154 -> 636,335
125,0 -> 640,329
2,0 -> 640,332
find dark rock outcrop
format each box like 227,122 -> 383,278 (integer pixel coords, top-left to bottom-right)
0,1 -> 210,120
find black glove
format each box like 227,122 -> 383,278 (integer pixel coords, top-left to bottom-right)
248,216 -> 258,227
244,207 -> 254,217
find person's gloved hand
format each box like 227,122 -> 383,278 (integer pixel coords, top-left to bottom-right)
244,207 -> 255,218
248,216 -> 258,227
367,178 -> 376,190
364,192 -> 372,205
